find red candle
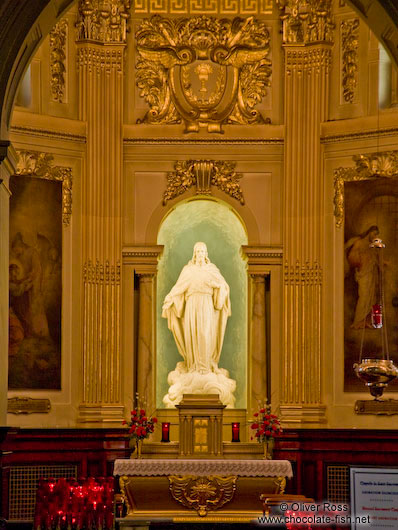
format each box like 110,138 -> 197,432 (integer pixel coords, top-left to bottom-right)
161,422 -> 170,442
232,422 -> 240,442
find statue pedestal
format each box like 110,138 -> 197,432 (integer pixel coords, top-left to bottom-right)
176,394 -> 225,457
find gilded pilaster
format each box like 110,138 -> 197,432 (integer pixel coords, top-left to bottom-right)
278,0 -> 332,424
77,0 -> 129,423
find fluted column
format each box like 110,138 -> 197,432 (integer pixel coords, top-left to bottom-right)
278,0 -> 334,424
76,0 -> 129,423
122,245 -> 163,415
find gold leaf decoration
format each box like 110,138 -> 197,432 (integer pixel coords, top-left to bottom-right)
334,151 -> 398,228
163,160 -> 244,205
76,0 -> 131,44
277,0 -> 334,44
135,15 -> 271,132
168,475 -> 237,516
15,150 -> 73,227
50,19 -> 68,103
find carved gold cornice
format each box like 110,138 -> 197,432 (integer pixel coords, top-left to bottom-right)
124,137 -> 284,145
135,15 -> 271,133
334,151 -> 398,228
76,0 -> 130,44
321,127 -> 398,144
163,160 -> 244,205
83,259 -> 121,284
50,18 -> 68,103
168,475 -> 237,516
277,0 -> 334,45
341,18 -> 359,104
15,150 -> 73,226
11,125 -> 86,143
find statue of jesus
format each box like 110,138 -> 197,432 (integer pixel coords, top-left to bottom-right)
162,242 -> 236,407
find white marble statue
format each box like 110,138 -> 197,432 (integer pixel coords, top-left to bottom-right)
162,242 -> 236,408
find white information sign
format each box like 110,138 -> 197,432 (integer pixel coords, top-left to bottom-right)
350,467 -> 398,530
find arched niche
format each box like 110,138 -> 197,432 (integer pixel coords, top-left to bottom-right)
156,197 -> 248,409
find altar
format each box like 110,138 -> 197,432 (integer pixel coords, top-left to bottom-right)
114,457 -> 293,526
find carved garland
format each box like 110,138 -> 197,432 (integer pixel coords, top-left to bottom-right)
163,160 -> 244,205
341,18 -> 359,104
334,151 -> 398,228
49,19 -> 68,103
15,150 -> 73,226
135,15 -> 271,132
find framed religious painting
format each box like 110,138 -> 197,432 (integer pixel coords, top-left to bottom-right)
343,174 -> 398,392
8,160 -> 65,390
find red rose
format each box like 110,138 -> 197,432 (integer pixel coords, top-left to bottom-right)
152,417 -> 158,423
263,421 -> 270,426
255,432 -> 260,437
122,420 -> 127,425
251,423 -> 259,430
253,412 -> 259,417
131,410 -> 137,415
140,409 -> 146,415
142,416 -> 148,422
259,408 -> 265,413
265,430 -> 271,437
265,414 -> 271,420
272,424 -> 277,430
259,429 -> 264,435
271,414 -> 277,418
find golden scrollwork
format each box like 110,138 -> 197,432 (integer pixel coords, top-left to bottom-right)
168,475 -> 237,516
334,151 -> 398,228
277,0 -> 334,44
341,19 -> 359,104
135,15 -> 271,132
163,159 -> 244,204
76,0 -> 131,43
49,19 -> 68,103
15,150 -> 73,226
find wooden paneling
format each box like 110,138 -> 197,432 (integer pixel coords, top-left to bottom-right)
1,427 -> 398,518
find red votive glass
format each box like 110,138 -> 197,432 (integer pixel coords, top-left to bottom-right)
232,422 -> 240,442
161,422 -> 170,442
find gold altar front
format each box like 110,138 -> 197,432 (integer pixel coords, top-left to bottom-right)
114,457 -> 292,525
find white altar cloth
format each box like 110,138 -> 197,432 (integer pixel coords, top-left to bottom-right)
113,458 -> 293,478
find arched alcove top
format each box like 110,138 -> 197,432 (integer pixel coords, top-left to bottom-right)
146,189 -> 260,245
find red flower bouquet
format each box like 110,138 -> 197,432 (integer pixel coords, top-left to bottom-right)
251,404 -> 282,444
123,408 -> 157,441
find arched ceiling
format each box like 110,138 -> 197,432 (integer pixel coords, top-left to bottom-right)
1,0 -> 398,140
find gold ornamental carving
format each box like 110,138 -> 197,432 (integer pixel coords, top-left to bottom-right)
135,15 -> 271,132
334,151 -> 398,228
50,19 -> 68,103
168,475 -> 237,516
341,19 -> 359,104
15,150 -> 72,226
277,0 -> 334,44
163,160 -> 244,204
76,0 -> 131,43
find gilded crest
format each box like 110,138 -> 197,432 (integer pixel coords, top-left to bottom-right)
168,475 -> 237,516
136,15 -> 271,132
